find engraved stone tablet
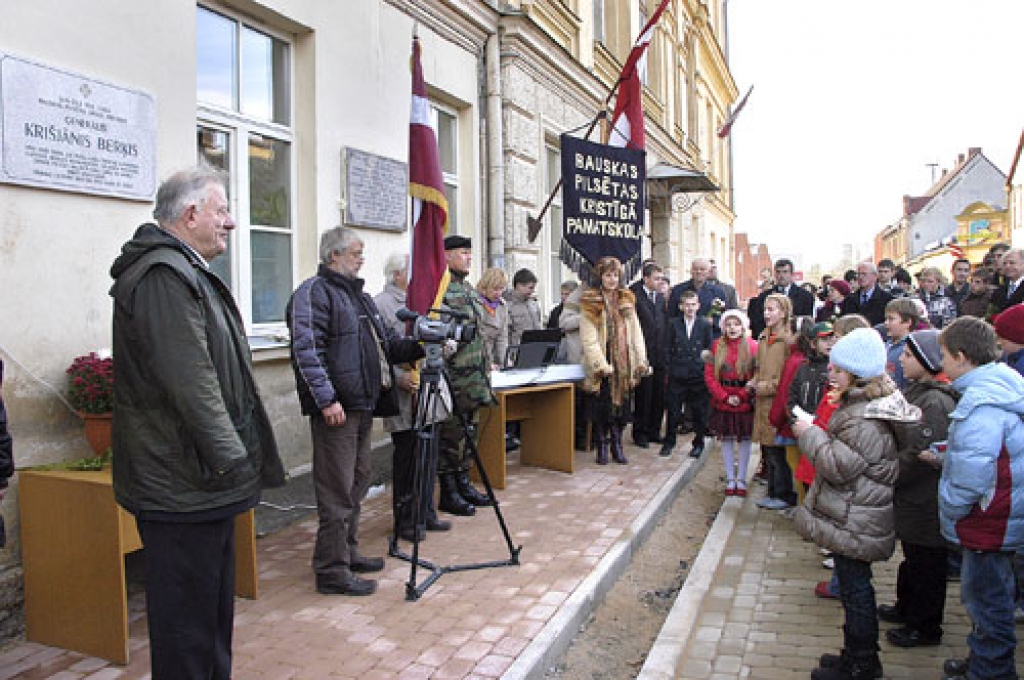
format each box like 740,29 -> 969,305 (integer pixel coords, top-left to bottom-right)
342,147 -> 407,232
0,53 -> 157,200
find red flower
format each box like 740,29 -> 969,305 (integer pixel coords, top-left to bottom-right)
66,352 -> 114,414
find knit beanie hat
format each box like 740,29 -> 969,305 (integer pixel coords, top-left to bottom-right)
828,279 -> 852,296
719,309 -> 749,333
907,329 -> 943,375
994,305 -> 1024,345
811,321 -> 834,338
829,327 -> 886,379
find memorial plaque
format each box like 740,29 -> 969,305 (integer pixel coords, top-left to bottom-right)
343,147 -> 407,232
0,53 -> 157,201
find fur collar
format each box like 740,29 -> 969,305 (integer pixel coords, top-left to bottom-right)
580,287 -> 636,323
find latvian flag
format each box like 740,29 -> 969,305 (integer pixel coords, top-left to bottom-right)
407,37 -> 450,316
608,0 -> 671,150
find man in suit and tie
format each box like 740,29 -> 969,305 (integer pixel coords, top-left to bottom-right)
630,262 -> 668,448
992,249 -> 1024,313
747,259 -> 815,338
661,290 -> 713,458
840,260 -> 894,326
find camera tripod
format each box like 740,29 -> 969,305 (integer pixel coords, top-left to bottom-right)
387,342 -> 522,601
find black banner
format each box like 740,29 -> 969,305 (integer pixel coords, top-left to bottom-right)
559,134 -> 645,284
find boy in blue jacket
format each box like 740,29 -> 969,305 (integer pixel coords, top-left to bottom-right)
937,317 -> 1024,680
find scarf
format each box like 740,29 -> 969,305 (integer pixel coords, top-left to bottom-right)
603,290 -> 633,407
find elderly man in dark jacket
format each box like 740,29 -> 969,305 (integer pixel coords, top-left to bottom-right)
110,167 -> 285,680
288,227 -> 423,597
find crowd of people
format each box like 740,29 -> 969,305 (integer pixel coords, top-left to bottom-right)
7,163 -> 1021,678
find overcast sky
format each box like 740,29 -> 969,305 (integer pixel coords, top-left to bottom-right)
726,0 -> 1024,270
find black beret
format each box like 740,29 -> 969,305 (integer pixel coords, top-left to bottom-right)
443,234 -> 471,250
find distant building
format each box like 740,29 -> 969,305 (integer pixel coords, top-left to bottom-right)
733,232 -> 771,307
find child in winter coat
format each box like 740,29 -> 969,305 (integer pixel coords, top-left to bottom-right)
875,329 -> 957,649
752,293 -> 794,510
770,321 -> 834,505
704,309 -> 758,496
792,328 -> 921,680
937,317 -> 1024,680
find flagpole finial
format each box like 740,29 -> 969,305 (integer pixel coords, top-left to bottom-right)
412,21 -> 419,40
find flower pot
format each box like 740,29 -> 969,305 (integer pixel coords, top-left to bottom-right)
78,412 -> 113,457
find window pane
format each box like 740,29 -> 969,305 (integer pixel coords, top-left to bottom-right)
443,183 -> 457,233
251,231 -> 292,324
249,133 -> 290,229
435,109 -> 456,174
197,7 -> 236,110
241,27 -> 289,124
197,125 -> 233,286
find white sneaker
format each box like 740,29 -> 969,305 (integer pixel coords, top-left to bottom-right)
822,557 -> 834,569
756,497 -> 789,510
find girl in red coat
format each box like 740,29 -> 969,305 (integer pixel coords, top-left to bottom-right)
705,309 -> 759,496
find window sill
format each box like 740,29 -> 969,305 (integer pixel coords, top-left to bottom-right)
249,332 -> 290,362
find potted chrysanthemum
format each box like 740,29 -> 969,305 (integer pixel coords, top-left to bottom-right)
66,350 -> 114,456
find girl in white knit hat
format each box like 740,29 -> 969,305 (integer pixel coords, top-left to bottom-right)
704,309 -> 758,496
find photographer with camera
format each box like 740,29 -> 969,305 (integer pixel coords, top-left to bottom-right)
437,235 -> 495,516
288,228 -> 424,596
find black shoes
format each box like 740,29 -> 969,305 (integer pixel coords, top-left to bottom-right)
426,516 -> 452,531
876,603 -> 905,624
438,474 -> 475,516
316,572 -> 377,596
659,443 -> 673,457
455,472 -> 493,507
689,443 -> 704,458
397,525 -> 425,542
350,555 -> 385,573
885,626 -> 941,648
634,437 -> 650,449
943,658 -> 968,679
812,650 -> 883,679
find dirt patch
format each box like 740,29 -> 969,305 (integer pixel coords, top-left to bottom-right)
546,449 -> 727,679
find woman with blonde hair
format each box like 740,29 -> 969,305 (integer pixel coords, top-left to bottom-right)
476,267 -> 510,369
915,266 -> 958,329
579,256 -> 650,464
752,293 -> 794,510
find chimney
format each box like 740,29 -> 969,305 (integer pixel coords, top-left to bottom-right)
958,153 -> 965,165
969,146 -> 982,157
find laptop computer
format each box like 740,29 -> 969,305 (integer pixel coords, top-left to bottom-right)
505,328 -> 563,369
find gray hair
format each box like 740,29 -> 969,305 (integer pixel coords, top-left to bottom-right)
319,227 -> 363,264
383,253 -> 409,279
857,260 -> 878,275
152,165 -> 227,225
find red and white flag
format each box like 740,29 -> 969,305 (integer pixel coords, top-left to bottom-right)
717,85 -> 754,138
406,37 -> 450,316
608,0 -> 671,150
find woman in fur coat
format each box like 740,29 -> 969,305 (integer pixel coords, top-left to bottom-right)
579,256 -> 650,464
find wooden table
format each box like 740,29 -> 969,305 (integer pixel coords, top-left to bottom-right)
18,469 -> 257,664
475,381 -> 575,489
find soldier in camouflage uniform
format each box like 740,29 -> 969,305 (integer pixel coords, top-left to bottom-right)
438,235 -> 495,516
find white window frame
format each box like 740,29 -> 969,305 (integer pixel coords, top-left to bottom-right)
429,102 -> 460,235
196,3 -> 296,341
545,140 -> 572,304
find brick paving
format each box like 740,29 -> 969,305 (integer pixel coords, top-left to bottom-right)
8,441 -> 1024,680
0,442 -> 692,680
648,480 -> 1024,679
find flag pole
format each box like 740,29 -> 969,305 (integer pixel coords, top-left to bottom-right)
525,82 -> 622,242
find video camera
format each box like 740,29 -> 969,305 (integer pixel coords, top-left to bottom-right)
396,307 -> 476,345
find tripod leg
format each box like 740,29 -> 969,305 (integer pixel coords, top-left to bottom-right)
457,413 -> 521,563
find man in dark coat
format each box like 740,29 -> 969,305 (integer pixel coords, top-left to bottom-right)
990,249 -> 1024,314
748,258 -> 816,338
629,262 -> 667,447
661,290 -> 714,458
288,227 -> 424,596
840,260 -> 894,326
110,167 -> 286,680
667,257 -> 730,335
0,359 -> 11,548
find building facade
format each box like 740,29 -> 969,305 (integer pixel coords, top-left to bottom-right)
0,0 -> 738,567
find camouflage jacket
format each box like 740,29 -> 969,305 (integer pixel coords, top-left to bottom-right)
444,272 -> 494,412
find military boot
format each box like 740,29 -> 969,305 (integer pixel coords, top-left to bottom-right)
438,474 -> 475,516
